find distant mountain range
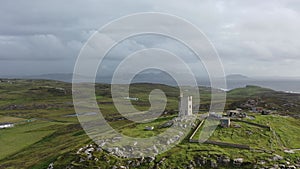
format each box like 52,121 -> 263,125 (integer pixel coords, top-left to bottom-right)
1,73 -> 300,93
226,74 -> 251,80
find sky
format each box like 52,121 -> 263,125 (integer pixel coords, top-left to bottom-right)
1,0 -> 300,77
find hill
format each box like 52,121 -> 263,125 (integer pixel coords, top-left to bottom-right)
226,74 -> 250,80
0,79 -> 299,168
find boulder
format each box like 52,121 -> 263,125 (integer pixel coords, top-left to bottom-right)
273,154 -> 283,161
233,158 -> 243,166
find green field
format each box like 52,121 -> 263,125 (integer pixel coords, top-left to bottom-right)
0,115 -> 24,123
0,121 -> 57,160
193,114 -> 300,150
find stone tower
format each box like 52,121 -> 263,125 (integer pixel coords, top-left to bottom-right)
179,92 -> 193,116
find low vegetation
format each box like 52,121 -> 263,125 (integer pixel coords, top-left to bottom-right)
0,79 -> 299,168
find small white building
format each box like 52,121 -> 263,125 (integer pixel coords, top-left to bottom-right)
0,123 -> 14,129
124,97 -> 139,101
179,93 -> 193,116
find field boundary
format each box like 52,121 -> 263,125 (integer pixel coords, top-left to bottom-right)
231,119 -> 271,130
189,139 -> 250,149
189,119 -> 204,141
188,118 -> 250,150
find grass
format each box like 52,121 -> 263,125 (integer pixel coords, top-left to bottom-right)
0,121 -> 58,160
252,114 -> 300,148
119,115 -> 175,138
0,123 -> 90,169
0,115 -> 25,123
0,79 -> 299,168
190,114 -> 300,163
199,114 -> 299,150
209,122 -> 272,149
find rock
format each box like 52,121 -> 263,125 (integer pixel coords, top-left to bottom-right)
153,145 -> 159,154
145,126 -> 154,131
135,161 -> 141,167
273,154 -> 283,161
77,147 -> 84,154
47,162 -> 54,169
159,121 -> 173,128
145,156 -> 155,163
233,158 -> 243,166
210,160 -> 218,168
258,160 -> 266,165
222,157 -> 231,165
129,160 -> 141,167
193,157 -> 202,166
287,165 -> 296,169
246,130 -> 253,135
85,147 -> 95,154
189,160 -> 196,167
201,157 -> 207,165
279,164 -> 285,168
284,150 -> 295,154
79,157 -> 85,162
157,157 -> 166,165
216,156 -> 230,165
87,153 -> 92,159
187,164 -> 194,169
173,135 -> 180,141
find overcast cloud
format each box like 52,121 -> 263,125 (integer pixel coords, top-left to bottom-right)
0,0 -> 300,77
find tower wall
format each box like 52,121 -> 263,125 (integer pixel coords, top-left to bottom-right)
179,94 -> 193,116
187,96 -> 193,115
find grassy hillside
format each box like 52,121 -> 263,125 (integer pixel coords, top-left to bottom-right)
0,79 -> 299,168
227,85 -> 300,117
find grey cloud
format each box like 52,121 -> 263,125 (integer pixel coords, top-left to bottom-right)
0,34 -> 81,61
0,0 -> 300,76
